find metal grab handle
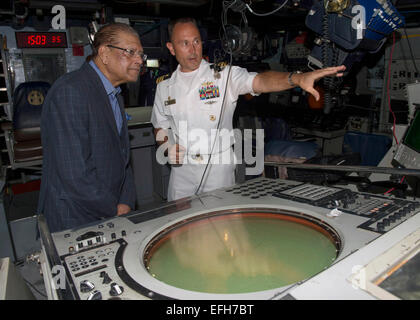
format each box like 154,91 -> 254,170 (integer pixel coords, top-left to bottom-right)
264,161 -> 420,177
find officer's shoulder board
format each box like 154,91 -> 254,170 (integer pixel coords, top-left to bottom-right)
216,61 -> 228,69
210,61 -> 228,72
156,73 -> 171,85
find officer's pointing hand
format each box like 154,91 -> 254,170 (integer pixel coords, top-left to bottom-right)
297,65 -> 346,101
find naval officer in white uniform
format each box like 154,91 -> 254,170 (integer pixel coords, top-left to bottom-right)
151,17 -> 345,201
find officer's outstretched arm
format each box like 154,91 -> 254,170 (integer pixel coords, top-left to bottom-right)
252,66 -> 345,101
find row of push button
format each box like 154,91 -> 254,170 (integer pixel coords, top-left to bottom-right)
376,203 -> 419,232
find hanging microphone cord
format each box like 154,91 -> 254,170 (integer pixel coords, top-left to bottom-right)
194,53 -> 233,196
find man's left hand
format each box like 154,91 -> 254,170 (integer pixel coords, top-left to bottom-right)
117,204 -> 131,216
296,65 -> 346,101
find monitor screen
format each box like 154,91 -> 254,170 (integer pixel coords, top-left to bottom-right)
144,211 -> 339,294
378,250 -> 420,300
403,110 -> 420,153
393,109 -> 420,169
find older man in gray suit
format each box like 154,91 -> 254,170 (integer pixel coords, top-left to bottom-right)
38,23 -> 146,232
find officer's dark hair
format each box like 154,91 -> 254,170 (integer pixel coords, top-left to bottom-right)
87,22 -> 139,61
168,17 -> 198,42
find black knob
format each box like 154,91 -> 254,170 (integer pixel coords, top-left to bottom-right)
377,222 -> 384,231
121,230 -> 127,237
383,218 -> 390,226
80,280 -> 95,293
389,215 -> 396,223
111,233 -> 116,240
109,283 -> 124,297
87,290 -> 102,300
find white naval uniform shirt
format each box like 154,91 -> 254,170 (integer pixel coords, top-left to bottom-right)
151,59 -> 257,201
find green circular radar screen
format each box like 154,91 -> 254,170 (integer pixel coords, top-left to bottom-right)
145,212 -> 339,294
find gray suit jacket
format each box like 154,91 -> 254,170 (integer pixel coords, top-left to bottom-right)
38,62 -> 136,232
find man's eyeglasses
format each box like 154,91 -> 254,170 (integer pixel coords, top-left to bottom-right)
107,45 -> 147,61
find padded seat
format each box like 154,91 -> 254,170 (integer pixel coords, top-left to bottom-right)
2,81 -> 50,169
14,139 -> 43,162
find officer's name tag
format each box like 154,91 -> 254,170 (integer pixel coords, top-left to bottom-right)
164,97 -> 176,106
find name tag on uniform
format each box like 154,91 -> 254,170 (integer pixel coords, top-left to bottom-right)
164,96 -> 176,106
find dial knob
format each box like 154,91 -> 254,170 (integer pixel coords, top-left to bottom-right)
80,280 -> 95,293
109,283 -> 124,296
87,290 -> 102,300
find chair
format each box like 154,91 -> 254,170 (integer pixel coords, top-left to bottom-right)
2,81 -> 50,171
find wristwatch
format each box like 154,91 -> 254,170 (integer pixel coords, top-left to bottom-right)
288,71 -> 302,87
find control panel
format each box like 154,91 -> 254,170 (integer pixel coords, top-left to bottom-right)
40,177 -> 420,300
272,184 -> 420,233
66,241 -> 126,300
62,234 -> 139,300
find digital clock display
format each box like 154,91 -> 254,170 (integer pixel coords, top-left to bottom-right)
15,32 -> 67,48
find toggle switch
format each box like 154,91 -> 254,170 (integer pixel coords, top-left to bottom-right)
100,271 -> 112,284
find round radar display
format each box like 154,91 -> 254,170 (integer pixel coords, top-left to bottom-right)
144,209 -> 341,294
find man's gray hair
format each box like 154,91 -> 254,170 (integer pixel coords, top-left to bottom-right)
90,22 -> 139,58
